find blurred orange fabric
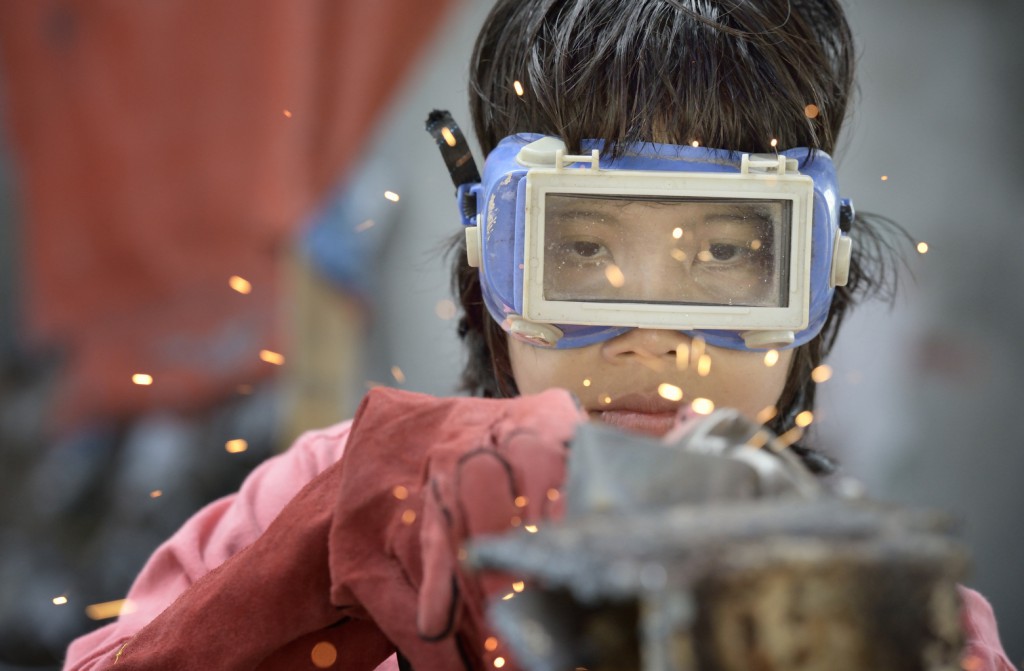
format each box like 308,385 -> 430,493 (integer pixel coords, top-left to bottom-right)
0,0 -> 453,430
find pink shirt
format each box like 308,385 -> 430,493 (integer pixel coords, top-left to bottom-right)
63,420 -> 1015,670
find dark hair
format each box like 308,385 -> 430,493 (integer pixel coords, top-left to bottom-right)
450,0 -> 909,471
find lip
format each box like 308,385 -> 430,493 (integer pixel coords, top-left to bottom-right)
589,393 -> 694,437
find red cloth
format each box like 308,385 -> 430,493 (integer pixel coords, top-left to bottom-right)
63,389 -> 1016,670
0,0 -> 453,428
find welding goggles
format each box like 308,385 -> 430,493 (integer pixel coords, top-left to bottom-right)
430,119 -> 853,351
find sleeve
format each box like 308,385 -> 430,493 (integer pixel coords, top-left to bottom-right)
959,586 -> 1018,671
62,421 -> 369,671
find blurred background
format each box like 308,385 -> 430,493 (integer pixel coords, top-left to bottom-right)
0,0 -> 1020,668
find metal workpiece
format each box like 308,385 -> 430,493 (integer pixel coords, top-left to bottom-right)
468,417 -> 969,671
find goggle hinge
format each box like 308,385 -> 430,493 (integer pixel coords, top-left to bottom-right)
741,153 -> 798,175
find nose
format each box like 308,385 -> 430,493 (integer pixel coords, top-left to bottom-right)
600,328 -> 691,365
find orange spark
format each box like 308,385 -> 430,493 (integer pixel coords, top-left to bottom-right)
259,350 -> 284,365
132,374 -> 153,386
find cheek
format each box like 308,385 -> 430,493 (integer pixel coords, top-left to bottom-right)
508,338 -> 587,394
711,348 -> 793,417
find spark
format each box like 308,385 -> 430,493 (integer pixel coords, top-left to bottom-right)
672,227 -> 683,239
776,426 -> 804,447
756,405 -> 778,424
696,250 -> 712,262
391,366 -> 406,383
546,488 -> 560,501
311,641 -> 338,669
690,140 -> 699,148
259,349 -> 285,365
745,430 -> 770,449
512,581 -> 525,593
770,138 -> 778,148
675,343 -> 689,370
657,383 -> 683,402
690,337 -> 706,366
514,496 -> 528,508
441,126 -> 457,147
811,365 -> 833,383
485,637 -> 499,652
401,509 -> 417,525
750,240 -> 762,251
435,299 -> 457,320
697,354 -> 711,377
670,248 -> 687,262
524,524 -> 538,533
582,378 -> 591,387
355,219 -> 375,233
228,275 -> 252,294
501,593 -> 514,601
225,439 -> 248,454
513,80 -> 524,96
804,103 -> 820,119
283,109 -> 292,118
132,374 -> 153,386
961,654 -> 983,671
149,490 -> 162,498
494,657 -> 507,668
795,410 -> 814,428
85,599 -> 136,621
601,395 -> 612,405
510,516 -> 522,527
604,264 -> 625,287
880,175 -> 889,182
763,350 -> 779,367
52,596 -> 68,606
916,241 -> 929,254
691,398 -> 714,415
392,485 -> 409,500
384,190 -> 400,202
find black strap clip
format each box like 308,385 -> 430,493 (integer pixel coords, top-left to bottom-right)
425,110 -> 481,226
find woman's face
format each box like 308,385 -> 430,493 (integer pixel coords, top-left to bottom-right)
509,330 -> 792,437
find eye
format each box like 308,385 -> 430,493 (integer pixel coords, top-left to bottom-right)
708,242 -> 743,262
571,241 -> 604,258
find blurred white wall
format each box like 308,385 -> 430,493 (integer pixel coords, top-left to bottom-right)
355,0 -> 1022,659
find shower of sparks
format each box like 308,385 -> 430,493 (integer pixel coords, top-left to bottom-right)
228,275 -> 252,294
384,190 -> 401,202
259,349 -> 285,365
690,140 -> 699,148
435,299 -> 457,320
691,397 -> 714,415
547,488 -> 560,501
795,410 -> 814,428
804,104 -> 820,119
524,524 -> 539,533
697,354 -> 712,377
441,127 -> 457,147
770,138 -> 778,148
392,485 -> 409,500
657,383 -> 683,402
52,596 -> 68,606
811,365 -> 833,383
149,490 -> 162,498
513,80 -> 524,96
401,509 -> 417,525
763,350 -> 779,367
604,264 -> 625,287
494,656 -> 507,668
283,109 -> 293,118
355,219 -> 375,233
512,581 -> 525,593
311,641 -> 338,669
582,378 -> 591,387
676,343 -> 689,370
514,496 -> 528,508
132,374 -> 153,386
670,248 -> 687,262
916,241 -> 929,254
880,175 -> 889,182
391,366 -> 406,384
672,227 -> 683,239
225,439 -> 248,454
85,599 -> 135,620
756,405 -> 778,424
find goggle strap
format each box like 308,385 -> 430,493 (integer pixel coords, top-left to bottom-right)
425,110 -> 481,220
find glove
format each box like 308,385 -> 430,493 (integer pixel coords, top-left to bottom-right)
328,386 -> 585,671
